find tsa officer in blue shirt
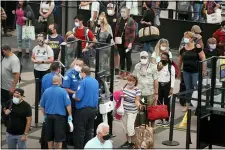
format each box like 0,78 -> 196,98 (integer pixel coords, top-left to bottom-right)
72,66 -> 99,149
62,58 -> 84,109
41,62 -> 60,93
40,75 -> 72,149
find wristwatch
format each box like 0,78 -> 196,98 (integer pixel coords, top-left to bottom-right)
24,132 -> 28,136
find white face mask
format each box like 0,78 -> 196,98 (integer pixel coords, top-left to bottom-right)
140,58 -> 148,65
107,9 -> 114,16
74,65 -> 81,72
121,12 -> 127,18
160,46 -> 167,51
184,38 -> 190,44
209,44 -> 216,50
13,97 -> 20,105
74,22 -> 79,27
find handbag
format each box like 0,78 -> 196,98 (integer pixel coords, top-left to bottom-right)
138,26 -> 160,43
147,100 -> 169,121
206,8 -> 222,24
22,20 -> 35,40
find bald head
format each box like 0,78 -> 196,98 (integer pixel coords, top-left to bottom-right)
52,75 -> 62,85
82,66 -> 91,75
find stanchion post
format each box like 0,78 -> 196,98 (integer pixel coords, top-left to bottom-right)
61,44 -> 66,76
35,78 -> 40,128
186,108 -> 192,149
168,9 -> 174,19
162,95 -> 180,146
95,48 -> 100,80
221,82 -> 225,108
77,40 -> 82,58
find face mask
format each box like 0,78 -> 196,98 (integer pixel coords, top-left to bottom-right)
209,44 -> 216,50
13,97 -> 20,105
160,46 -> 167,51
74,22 -> 79,27
102,134 -> 110,141
74,65 -> 81,72
161,60 -> 168,66
222,28 -> 225,33
96,24 -> 101,28
121,12 -> 127,18
127,82 -> 135,88
47,29 -> 53,35
107,9 -> 114,16
97,20 -> 102,25
184,38 -> 190,44
67,37 -> 75,42
140,58 -> 148,65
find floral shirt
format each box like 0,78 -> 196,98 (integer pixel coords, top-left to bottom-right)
133,62 -> 158,96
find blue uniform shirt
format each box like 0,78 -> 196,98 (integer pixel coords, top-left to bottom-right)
76,76 -> 99,109
40,85 -> 71,116
42,72 -> 56,93
62,69 -> 81,98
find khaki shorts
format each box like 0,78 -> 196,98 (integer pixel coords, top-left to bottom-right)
141,95 -> 156,106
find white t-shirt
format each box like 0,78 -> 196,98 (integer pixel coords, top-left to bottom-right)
80,1 -> 90,10
32,44 -> 54,71
40,0 -> 55,13
126,1 -> 139,16
90,1 -> 100,21
151,51 -> 173,63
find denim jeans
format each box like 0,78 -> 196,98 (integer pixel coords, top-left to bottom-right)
16,24 -> 30,49
144,42 -> 154,54
192,3 -> 203,22
183,71 -> 199,104
6,132 -> 26,149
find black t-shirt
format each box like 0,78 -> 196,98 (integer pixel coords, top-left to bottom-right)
180,47 -> 202,73
6,100 -> 32,135
142,9 -> 155,24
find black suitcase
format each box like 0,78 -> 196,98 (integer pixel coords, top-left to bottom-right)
40,122 -> 48,149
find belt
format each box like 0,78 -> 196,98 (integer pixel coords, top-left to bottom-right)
77,107 -> 97,111
159,82 -> 170,86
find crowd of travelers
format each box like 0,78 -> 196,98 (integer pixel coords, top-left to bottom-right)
1,0 -> 225,149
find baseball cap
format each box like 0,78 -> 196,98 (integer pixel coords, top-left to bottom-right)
14,88 -> 25,97
191,25 -> 202,34
140,51 -> 149,57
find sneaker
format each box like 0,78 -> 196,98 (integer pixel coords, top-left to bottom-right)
115,68 -> 120,75
128,142 -> 135,149
117,71 -> 125,79
156,120 -> 163,126
162,121 -> 170,127
121,141 -> 130,148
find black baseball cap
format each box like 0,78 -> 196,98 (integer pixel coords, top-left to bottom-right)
14,88 -> 25,97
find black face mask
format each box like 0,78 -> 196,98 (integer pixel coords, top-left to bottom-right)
96,24 -> 101,28
67,38 -> 75,42
102,134 -> 110,141
47,29 -> 53,35
161,60 -> 168,66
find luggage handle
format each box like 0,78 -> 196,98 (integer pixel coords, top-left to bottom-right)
139,97 -> 149,129
142,26 -> 152,37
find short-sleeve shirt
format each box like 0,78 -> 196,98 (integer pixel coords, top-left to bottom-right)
133,63 -> 158,96
74,27 -> 95,49
40,85 -> 71,116
180,47 -> 202,73
40,0 -> 55,13
32,44 -> 54,71
1,54 -> 20,91
123,86 -> 141,113
151,51 -> 173,63
84,136 -> 113,149
90,0 -> 100,21
6,100 -> 32,135
76,76 -> 99,109
126,1 -> 139,16
48,35 -> 64,60
41,72 -> 55,93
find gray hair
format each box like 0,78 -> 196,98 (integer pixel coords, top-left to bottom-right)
96,123 -> 109,134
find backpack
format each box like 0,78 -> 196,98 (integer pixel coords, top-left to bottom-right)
177,2 -> 191,14
73,27 -> 90,46
160,1 -> 169,9
168,60 -> 179,79
134,20 -> 139,38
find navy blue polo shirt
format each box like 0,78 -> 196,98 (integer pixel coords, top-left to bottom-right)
42,72 -> 55,93
40,85 -> 71,116
62,69 -> 81,98
76,76 -> 99,109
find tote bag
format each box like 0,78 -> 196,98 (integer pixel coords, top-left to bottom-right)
22,21 -> 35,40
206,9 -> 222,24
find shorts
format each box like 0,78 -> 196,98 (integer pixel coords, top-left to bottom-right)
141,95 -> 156,106
114,47 -> 119,55
45,114 -> 67,142
121,112 -> 137,136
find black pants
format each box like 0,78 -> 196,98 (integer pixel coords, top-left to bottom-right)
33,69 -> 49,102
117,43 -> 132,72
73,107 -> 97,149
1,20 -> 7,34
158,82 -> 171,121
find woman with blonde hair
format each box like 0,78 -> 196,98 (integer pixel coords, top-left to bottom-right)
178,31 -> 206,112
151,38 -> 172,64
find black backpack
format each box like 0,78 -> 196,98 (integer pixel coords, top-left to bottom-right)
160,1 -> 169,9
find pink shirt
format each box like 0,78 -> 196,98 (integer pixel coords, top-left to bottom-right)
16,8 -> 25,26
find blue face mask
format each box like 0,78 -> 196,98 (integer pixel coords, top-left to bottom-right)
222,28 -> 225,33
184,38 -> 190,44
13,97 -> 20,105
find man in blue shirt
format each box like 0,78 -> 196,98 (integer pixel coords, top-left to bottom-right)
40,75 -> 72,149
62,58 -> 84,146
72,66 -> 99,149
41,62 -> 60,93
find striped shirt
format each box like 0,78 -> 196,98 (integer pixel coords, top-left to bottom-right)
123,87 -> 141,113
